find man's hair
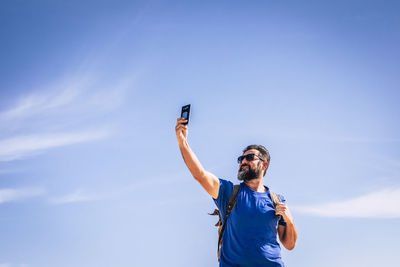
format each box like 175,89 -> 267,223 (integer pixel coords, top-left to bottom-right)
243,144 -> 271,176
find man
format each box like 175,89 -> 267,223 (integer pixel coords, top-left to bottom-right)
175,118 -> 298,267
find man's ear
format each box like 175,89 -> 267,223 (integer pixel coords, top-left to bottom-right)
263,161 -> 269,170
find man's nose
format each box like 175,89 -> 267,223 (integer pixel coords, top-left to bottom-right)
241,158 -> 249,165
242,155 -> 252,163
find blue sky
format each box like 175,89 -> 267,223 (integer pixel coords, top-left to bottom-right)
0,0 -> 399,266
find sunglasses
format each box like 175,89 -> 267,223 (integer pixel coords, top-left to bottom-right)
237,154 -> 264,164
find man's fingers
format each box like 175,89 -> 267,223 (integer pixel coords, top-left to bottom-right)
175,124 -> 187,131
177,117 -> 188,123
275,203 -> 292,220
275,204 -> 286,210
176,118 -> 188,128
275,211 -> 284,217
276,208 -> 285,214
275,204 -> 287,214
276,208 -> 287,213
175,118 -> 188,142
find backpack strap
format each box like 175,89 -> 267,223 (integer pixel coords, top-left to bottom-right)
270,191 -> 282,221
270,191 -> 282,207
217,184 -> 240,261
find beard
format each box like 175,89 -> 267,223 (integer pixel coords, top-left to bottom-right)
237,163 -> 262,181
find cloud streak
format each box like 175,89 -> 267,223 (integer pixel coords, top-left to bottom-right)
0,68 -> 133,162
247,127 -> 400,144
0,86 -> 80,121
49,189 -> 98,204
0,187 -> 45,204
292,188 -> 400,218
0,73 -> 93,122
46,172 -> 191,205
0,130 -> 111,162
0,264 -> 29,267
0,73 -> 128,124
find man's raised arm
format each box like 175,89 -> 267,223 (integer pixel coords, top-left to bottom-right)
175,117 -> 220,199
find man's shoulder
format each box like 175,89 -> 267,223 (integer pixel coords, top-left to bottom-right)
218,178 -> 234,189
266,186 -> 286,202
214,178 -> 236,204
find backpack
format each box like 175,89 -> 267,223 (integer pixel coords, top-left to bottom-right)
209,185 -> 282,261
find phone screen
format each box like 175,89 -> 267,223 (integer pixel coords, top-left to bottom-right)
181,104 -> 191,125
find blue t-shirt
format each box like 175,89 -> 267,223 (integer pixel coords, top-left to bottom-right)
214,178 -> 286,267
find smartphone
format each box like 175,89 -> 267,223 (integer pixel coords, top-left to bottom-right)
181,104 -> 191,125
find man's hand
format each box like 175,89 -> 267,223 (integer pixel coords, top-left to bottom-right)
275,203 -> 294,223
277,203 -> 298,250
175,118 -> 188,145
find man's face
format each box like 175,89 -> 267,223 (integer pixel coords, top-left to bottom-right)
237,149 -> 264,181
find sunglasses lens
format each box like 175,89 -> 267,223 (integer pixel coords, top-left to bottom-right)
238,154 -> 256,163
245,154 -> 255,161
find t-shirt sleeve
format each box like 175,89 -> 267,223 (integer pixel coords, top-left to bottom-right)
278,194 -> 287,226
213,178 -> 234,222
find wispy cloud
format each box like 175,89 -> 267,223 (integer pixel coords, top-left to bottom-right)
0,168 -> 21,175
0,264 -> 30,267
0,68 -> 134,162
248,127 -> 400,144
49,189 -> 98,204
47,172 -> 191,205
0,187 -> 45,204
0,73 -> 129,124
292,187 -> 400,218
0,80 -> 84,121
0,130 -> 111,162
